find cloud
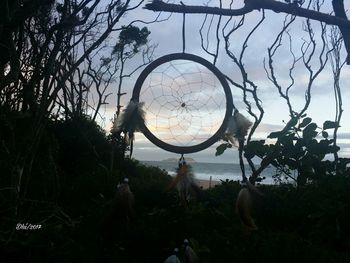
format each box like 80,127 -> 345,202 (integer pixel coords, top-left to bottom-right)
93,1 -> 350,163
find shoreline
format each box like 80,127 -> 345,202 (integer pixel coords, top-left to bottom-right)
196,178 -> 221,189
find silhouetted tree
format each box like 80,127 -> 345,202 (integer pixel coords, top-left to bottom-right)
145,0 -> 349,185
0,0 -> 160,221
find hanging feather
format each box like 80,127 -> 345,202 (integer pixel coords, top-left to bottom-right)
111,100 -> 145,143
164,248 -> 182,263
225,109 -> 253,145
166,162 -> 201,206
114,177 -> 135,224
183,239 -> 199,263
246,180 -> 263,198
235,183 -> 258,232
101,178 -> 135,233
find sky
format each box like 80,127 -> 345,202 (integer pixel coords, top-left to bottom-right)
98,0 -> 350,163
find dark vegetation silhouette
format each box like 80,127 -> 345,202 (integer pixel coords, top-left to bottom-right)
2,114 -> 350,262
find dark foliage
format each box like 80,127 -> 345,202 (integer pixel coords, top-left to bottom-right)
1,113 -> 350,262
216,116 -> 350,185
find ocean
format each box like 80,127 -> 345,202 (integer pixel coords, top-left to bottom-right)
141,161 -> 278,184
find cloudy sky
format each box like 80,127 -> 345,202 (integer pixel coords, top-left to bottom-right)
99,0 -> 350,163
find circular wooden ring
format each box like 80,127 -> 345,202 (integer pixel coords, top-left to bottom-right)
132,53 -> 233,154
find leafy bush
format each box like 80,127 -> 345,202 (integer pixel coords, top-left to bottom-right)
2,112 -> 350,262
244,117 -> 350,185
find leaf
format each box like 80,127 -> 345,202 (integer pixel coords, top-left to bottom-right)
329,145 -> 340,153
268,131 -> 284,139
322,131 -> 328,138
216,143 -> 229,156
284,159 -> 298,170
244,140 -> 266,159
323,121 -> 340,130
298,117 -> 312,128
303,123 -> 318,140
279,133 -> 294,147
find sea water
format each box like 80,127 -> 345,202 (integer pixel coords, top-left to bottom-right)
142,161 -> 282,185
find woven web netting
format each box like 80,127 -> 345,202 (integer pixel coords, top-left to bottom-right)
139,59 -> 227,147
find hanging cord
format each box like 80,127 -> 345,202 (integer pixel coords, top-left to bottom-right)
180,1 -> 186,53
178,154 -> 186,168
238,139 -> 247,183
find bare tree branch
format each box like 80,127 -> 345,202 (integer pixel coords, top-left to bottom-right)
332,0 -> 350,63
264,15 -> 297,116
146,0 -> 350,63
146,0 -> 254,17
145,0 -> 350,28
328,26 -> 345,164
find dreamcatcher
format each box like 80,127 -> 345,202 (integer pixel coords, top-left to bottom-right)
132,52 -> 234,154
114,53 -> 233,150
115,10 -> 258,223
113,7 -> 256,208
115,0 -> 233,157
130,52 -> 234,204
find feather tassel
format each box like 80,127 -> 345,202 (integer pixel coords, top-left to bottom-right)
114,178 -> 135,223
164,248 -> 181,263
101,178 -> 135,231
225,109 -> 252,145
246,180 -> 263,198
183,239 -> 199,263
166,163 -> 200,205
112,100 -> 145,142
235,185 -> 258,231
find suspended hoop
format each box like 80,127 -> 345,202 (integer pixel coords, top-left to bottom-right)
132,53 -> 233,154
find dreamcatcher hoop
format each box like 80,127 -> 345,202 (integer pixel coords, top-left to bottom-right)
132,53 -> 234,154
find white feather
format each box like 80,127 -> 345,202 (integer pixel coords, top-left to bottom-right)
236,188 -> 258,231
185,245 -> 199,262
174,165 -> 200,204
111,100 -> 145,140
246,180 -> 263,198
225,110 -> 252,143
164,255 -> 181,263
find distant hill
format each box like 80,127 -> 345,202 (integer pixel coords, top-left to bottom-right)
162,157 -> 196,163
